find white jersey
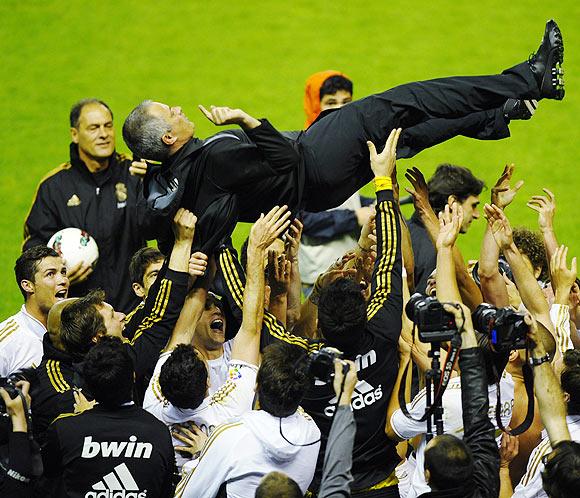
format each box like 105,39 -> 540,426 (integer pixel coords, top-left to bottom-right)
0,305 -> 46,377
550,304 -> 573,354
391,371 -> 514,498
206,339 -> 233,396
513,415 -> 580,497
143,352 -> 257,468
299,193 -> 361,285
174,408 -> 321,498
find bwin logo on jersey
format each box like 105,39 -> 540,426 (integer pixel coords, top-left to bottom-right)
81,436 -> 153,459
85,463 -> 146,497
324,380 -> 383,416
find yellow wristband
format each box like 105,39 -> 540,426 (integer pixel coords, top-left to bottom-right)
374,176 -> 393,192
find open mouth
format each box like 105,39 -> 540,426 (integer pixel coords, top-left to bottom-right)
55,290 -> 68,300
210,319 -> 224,332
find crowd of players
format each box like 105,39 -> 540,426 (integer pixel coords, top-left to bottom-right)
1,19 -> 578,498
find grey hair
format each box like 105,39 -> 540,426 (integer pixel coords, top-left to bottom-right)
122,100 -> 172,161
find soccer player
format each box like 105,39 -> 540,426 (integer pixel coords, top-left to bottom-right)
0,246 -> 68,377
122,21 -> 564,254
42,337 -> 176,498
23,98 -> 153,312
143,205 -> 290,469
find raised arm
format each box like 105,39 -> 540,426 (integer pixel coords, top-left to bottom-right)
527,188 -> 559,264
485,204 -> 552,325
550,245 -> 577,353
164,253 -> 211,351
284,219 -> 303,330
127,209 -> 194,377
479,165 -> 523,307
365,129 -> 403,343
231,206 -> 291,366
199,105 -> 301,187
435,203 -> 463,303
526,314 -> 571,445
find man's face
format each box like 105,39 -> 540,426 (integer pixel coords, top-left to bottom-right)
98,302 -> 126,338
454,195 -> 480,233
320,90 -> 353,112
193,296 -> 226,351
425,270 -> 437,297
147,102 -> 195,143
133,259 -> 164,299
26,256 -> 69,314
71,103 -> 115,160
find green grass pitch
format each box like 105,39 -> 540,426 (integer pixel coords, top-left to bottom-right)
1,0 -> 578,316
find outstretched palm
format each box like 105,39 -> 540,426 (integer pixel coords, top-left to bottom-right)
484,204 -> 513,250
491,164 -> 524,209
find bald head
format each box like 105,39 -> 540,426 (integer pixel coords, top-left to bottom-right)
47,298 -> 79,350
255,472 -> 302,498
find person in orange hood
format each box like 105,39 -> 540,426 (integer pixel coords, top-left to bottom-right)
304,70 -> 353,128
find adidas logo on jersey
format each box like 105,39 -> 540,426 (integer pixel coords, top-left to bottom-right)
85,463 -> 146,498
81,436 -> 152,459
324,380 -> 383,416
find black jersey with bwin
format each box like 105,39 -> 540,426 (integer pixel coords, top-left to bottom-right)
43,404 -> 176,498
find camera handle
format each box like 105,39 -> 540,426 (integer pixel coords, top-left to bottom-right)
425,343 -> 444,442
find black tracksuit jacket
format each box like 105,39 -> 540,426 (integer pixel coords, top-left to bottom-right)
216,187 -> 403,492
23,144 -> 153,312
26,264 -> 189,446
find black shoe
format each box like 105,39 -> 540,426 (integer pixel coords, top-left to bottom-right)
503,99 -> 538,121
528,19 -> 564,100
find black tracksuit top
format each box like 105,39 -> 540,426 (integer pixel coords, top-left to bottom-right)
24,144 -> 152,312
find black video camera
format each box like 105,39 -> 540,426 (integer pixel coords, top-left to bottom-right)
405,293 -> 458,343
472,303 -> 528,352
308,347 -> 343,383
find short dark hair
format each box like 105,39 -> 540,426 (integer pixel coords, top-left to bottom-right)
83,336 -> 133,407
60,289 -> 106,356
255,472 -> 302,498
256,343 -> 309,418
123,100 -> 172,161
15,245 -> 60,299
159,345 -> 208,409
513,227 -> 548,281
129,247 -> 164,285
424,434 -> 473,491
318,278 -> 366,352
319,75 -> 353,100
561,364 -> 580,416
427,164 -> 485,215
542,440 -> 580,498
70,98 -> 113,128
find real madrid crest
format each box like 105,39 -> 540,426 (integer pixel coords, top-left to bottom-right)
115,183 -> 128,208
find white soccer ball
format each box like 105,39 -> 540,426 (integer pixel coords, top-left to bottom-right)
47,228 -> 99,269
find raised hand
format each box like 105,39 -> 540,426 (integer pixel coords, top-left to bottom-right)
188,252 -> 208,278
249,205 -> 292,251
172,208 -> 197,243
284,218 -> 303,262
436,203 -> 463,249
405,166 -> 437,224
491,164 -> 524,209
484,204 -> 513,250
527,188 -> 556,232
198,105 -> 261,129
366,127 -> 402,178
551,245 -> 577,302
267,251 -> 291,297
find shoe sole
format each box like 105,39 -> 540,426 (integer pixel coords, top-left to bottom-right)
541,22 -> 565,100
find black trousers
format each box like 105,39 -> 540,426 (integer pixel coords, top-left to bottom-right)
300,61 -> 538,211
